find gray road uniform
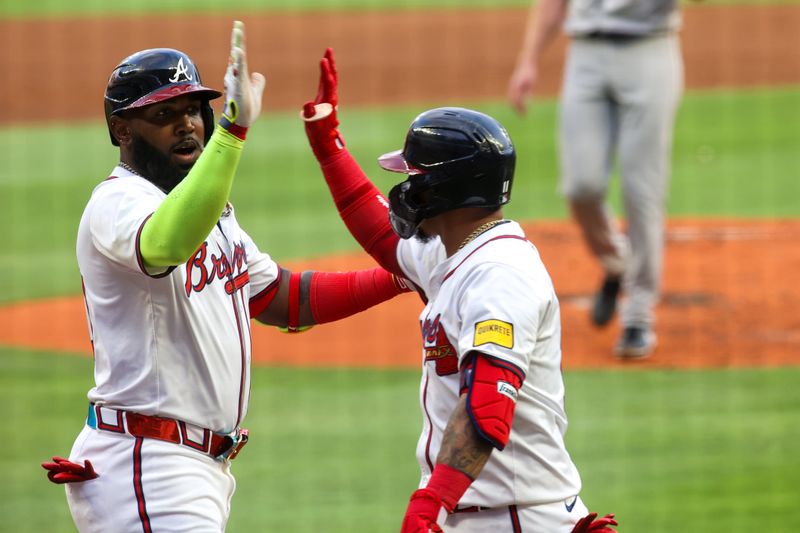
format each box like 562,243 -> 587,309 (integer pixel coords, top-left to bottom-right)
559,0 -> 683,329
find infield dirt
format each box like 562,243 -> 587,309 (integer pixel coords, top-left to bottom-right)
0,4 -> 798,368
2,219 -> 798,369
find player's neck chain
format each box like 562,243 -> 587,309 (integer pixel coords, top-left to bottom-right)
118,161 -> 141,177
456,219 -> 508,252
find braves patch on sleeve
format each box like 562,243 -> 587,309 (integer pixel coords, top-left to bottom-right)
473,319 -> 514,349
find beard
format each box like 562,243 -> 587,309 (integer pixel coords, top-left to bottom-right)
129,133 -> 193,193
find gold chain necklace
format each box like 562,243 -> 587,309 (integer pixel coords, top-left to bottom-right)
456,219 -> 506,252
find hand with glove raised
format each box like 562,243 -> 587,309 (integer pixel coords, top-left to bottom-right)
301,48 -> 345,161
219,20 -> 266,140
571,512 -> 618,533
42,456 -> 99,484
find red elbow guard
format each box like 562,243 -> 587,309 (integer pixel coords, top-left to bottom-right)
309,267 -> 410,324
461,354 -> 524,450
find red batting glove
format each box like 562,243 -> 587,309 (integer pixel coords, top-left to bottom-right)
42,456 -> 99,484
571,512 -> 618,533
401,464 -> 473,533
311,47 -> 338,109
302,48 -> 345,161
401,488 -> 444,533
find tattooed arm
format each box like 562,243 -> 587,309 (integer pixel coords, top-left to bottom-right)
436,394 -> 493,479
399,394 -> 494,533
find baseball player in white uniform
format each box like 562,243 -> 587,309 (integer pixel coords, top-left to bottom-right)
301,49 -> 617,532
42,24 -> 409,533
508,0 -> 688,359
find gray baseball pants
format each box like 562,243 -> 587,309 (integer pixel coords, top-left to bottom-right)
558,33 -> 683,328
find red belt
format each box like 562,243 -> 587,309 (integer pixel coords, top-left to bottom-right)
88,404 -> 248,461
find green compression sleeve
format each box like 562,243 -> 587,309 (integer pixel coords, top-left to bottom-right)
139,126 -> 244,268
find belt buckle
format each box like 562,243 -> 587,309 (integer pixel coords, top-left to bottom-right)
215,428 -> 249,461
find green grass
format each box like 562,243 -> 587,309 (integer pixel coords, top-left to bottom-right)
566,369 -> 800,532
2,87 -> 800,304
2,347 -> 797,532
1,0 -> 796,18
669,88 -> 800,216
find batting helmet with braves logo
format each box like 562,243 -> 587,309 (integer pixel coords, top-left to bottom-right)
104,48 -> 222,146
378,107 -> 516,239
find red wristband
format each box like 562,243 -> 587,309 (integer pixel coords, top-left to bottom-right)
219,117 -> 248,140
426,464 -> 474,513
309,268 -> 410,324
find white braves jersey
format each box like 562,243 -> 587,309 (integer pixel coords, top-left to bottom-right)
76,167 -> 279,433
396,220 -> 582,507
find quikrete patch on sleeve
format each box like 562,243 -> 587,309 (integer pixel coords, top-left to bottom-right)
473,319 -> 514,349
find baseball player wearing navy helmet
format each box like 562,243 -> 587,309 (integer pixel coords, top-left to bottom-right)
42,24 -> 409,532
302,48 -> 617,533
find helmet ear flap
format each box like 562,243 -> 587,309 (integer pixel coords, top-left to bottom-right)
388,179 -> 422,239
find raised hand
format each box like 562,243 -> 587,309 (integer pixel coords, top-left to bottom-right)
301,48 -> 345,161
220,20 -> 266,139
42,456 -> 99,484
303,47 -> 338,119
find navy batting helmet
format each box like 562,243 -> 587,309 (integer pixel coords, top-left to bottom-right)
104,48 -> 222,146
378,107 -> 516,239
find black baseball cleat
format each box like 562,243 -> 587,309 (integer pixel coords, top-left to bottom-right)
591,275 -> 621,327
615,326 -> 657,360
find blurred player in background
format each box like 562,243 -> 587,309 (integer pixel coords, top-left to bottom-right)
508,0 -> 687,359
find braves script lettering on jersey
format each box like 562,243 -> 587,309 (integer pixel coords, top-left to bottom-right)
397,220 -> 587,528
66,166 -> 279,531
78,167 -> 277,430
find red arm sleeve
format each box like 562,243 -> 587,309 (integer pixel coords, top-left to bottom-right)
309,267 -> 410,324
317,150 -> 402,275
